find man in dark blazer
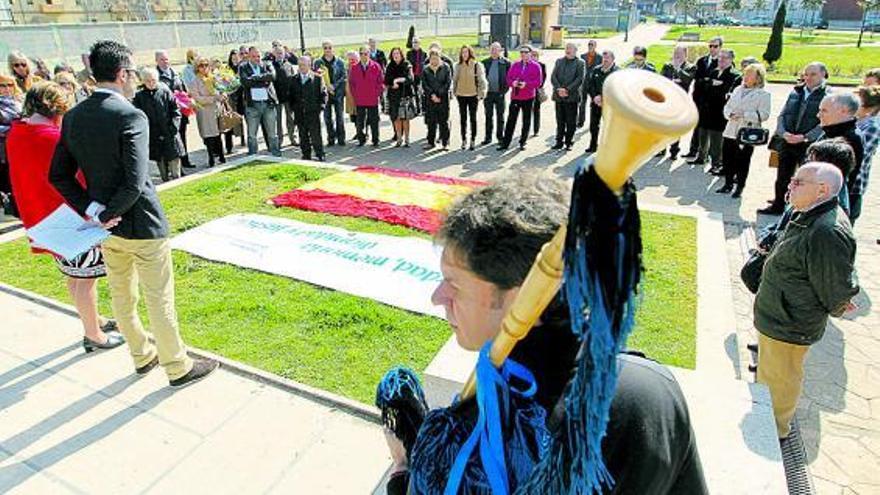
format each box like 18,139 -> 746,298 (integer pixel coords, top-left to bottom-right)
239,46 -> 280,156
690,48 -> 741,172
155,49 -> 193,169
368,37 -> 388,69
661,45 -> 697,159
49,40 -> 217,387
550,42 -> 585,151
290,55 -> 327,162
682,37 -> 722,160
481,42 -> 511,145
759,62 -> 830,215
586,49 -> 618,153
577,39 -> 602,129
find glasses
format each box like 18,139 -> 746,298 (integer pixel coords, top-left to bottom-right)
12,63 -> 27,68
0,83 -> 13,87
708,44 -> 719,48
198,63 -> 209,67
790,178 -> 821,187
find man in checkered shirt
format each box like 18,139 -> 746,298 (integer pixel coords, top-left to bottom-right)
853,83 -> 880,225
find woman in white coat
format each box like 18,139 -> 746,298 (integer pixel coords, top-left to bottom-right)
718,63 -> 772,198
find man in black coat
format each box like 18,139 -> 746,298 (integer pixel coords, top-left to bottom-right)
577,39 -> 602,128
689,48 -> 741,172
661,45 -> 697,159
406,37 -> 427,115
422,49 -> 452,150
269,44 -> 298,148
289,55 -> 327,162
368,37 -> 388,69
481,42 -> 511,145
586,49 -> 618,153
132,67 -> 184,182
50,39 -> 217,386
155,49 -> 193,169
551,42 -> 585,151
817,93 -> 865,198
759,62 -> 830,215
682,37 -> 721,160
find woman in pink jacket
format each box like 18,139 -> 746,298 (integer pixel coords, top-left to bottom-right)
498,45 -> 542,151
349,45 -> 385,146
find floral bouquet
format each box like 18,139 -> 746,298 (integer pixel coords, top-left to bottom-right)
214,66 -> 241,94
173,90 -> 197,117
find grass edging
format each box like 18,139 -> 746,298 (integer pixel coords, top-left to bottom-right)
0,280 -> 383,425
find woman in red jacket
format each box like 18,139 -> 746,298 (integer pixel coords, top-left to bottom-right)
7,81 -> 124,353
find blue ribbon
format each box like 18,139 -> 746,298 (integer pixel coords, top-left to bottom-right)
444,342 -> 539,495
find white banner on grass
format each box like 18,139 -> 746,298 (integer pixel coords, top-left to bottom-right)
171,214 -> 445,318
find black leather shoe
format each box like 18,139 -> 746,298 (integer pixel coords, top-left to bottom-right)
715,184 -> 733,194
518,143 -> 526,150
757,206 -> 784,216
747,343 -> 759,353
315,156 -> 325,162
83,332 -> 125,353
732,186 -> 744,198
585,145 -> 597,153
748,363 -> 758,373
680,153 -> 697,159
326,141 -> 335,147
551,143 -> 564,150
565,144 -> 572,151
169,358 -> 219,388
481,138 -> 492,146
709,166 -> 724,176
136,355 -> 160,375
496,144 -> 509,151
101,320 -> 118,333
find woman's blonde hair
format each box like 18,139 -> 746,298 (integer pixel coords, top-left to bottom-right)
743,63 -> 766,88
53,71 -> 77,87
7,51 -> 30,75
186,49 -> 199,65
22,81 -> 71,118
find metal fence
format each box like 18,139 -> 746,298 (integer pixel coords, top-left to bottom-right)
0,14 -> 475,68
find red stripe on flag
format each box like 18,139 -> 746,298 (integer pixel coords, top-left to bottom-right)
271,189 -> 443,233
353,166 -> 487,188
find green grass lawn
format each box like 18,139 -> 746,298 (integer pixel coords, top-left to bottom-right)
644,42 -> 880,85
662,26 -> 868,45
0,161 -> 697,403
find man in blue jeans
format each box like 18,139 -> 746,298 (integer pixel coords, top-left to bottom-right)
238,46 -> 280,156
314,40 -> 347,147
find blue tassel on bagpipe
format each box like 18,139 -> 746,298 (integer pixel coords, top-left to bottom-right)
517,164 -> 643,494
376,366 -> 429,457
409,343 -> 550,495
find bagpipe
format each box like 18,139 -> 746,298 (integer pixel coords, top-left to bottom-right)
377,69 -> 699,494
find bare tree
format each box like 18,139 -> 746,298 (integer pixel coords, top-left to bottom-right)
857,0 -> 880,47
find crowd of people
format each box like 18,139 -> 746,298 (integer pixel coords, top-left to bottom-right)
0,32 -> 877,487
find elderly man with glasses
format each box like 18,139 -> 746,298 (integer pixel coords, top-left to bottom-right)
752,162 -> 858,440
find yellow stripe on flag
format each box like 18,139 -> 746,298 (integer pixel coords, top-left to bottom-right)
298,171 -> 473,210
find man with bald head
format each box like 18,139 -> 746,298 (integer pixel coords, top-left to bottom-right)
760,62 -> 830,215
754,161 -> 859,439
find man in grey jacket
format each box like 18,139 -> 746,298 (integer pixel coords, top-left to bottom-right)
551,42 -> 585,151
754,162 -> 858,439
759,62 -> 829,215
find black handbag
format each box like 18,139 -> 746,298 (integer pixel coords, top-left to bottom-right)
737,105 -> 769,146
740,249 -> 768,294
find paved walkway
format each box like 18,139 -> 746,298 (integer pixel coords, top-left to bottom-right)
1,23 -> 878,492
0,289 -> 389,494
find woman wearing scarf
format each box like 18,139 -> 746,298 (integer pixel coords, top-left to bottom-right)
134,67 -> 186,182
385,47 -> 415,147
189,56 -> 226,167
6,82 -> 124,353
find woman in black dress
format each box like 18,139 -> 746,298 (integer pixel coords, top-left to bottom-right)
226,49 -> 245,151
385,47 -> 414,147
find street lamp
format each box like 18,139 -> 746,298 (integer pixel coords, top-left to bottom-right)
296,0 -> 306,54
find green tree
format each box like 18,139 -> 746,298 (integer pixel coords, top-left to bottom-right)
857,0 -> 880,47
763,1 -> 786,67
406,25 -> 416,49
723,0 -> 742,12
798,0 -> 825,36
753,0 -> 767,11
675,0 -> 698,24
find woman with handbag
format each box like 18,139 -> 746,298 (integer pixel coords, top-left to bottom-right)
531,49 -> 547,136
452,45 -> 487,151
189,57 -> 226,167
385,47 -> 415,147
718,63 -> 771,198
133,68 -> 186,182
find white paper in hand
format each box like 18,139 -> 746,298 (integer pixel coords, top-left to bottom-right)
27,204 -> 110,260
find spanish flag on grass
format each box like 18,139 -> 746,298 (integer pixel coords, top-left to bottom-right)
271,167 -> 486,233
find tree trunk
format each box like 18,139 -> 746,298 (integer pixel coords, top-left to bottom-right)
858,7 -> 868,48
